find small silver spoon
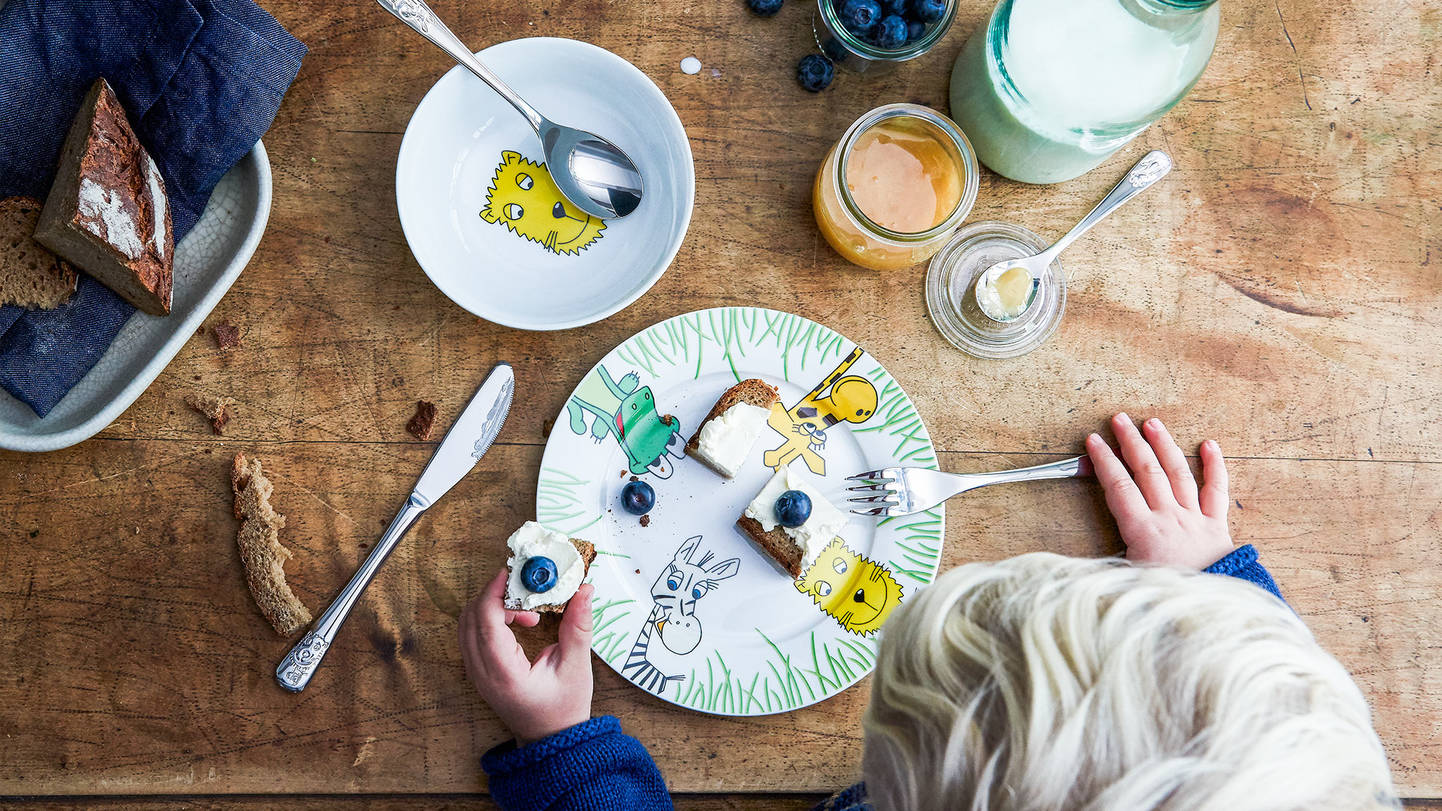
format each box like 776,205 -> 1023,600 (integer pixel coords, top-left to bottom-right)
974,150 -> 1173,322
378,0 -> 644,219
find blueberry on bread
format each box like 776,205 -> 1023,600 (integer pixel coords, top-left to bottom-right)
736,465 -> 849,577
34,78 -> 174,316
0,196 -> 77,309
685,378 -> 780,478
504,521 -> 596,613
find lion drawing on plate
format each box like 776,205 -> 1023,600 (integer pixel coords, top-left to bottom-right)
479,150 -> 606,255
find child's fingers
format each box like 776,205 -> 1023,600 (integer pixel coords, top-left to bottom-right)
1086,433 -> 1150,525
556,584 -> 595,673
1198,439 -> 1230,520
1142,417 -> 1199,509
1111,413 -> 1175,510
506,609 -> 541,628
472,570 -> 527,673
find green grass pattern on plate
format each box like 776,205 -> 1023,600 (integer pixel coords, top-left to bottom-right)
536,466 -> 604,540
881,508 -> 944,585
615,307 -> 848,383
672,630 -> 879,714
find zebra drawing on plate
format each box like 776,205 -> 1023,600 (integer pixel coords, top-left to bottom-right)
621,535 -> 740,696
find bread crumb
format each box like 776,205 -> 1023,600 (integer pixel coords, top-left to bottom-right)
640,514 -> 651,527
406,400 -> 437,440
213,321 -> 241,350
230,454 -> 312,636
184,392 -> 234,434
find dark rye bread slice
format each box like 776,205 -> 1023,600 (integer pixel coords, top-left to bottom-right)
684,378 -> 780,477
231,454 -> 312,636
0,196 -> 77,308
736,515 -> 805,578
34,78 -> 173,316
506,538 -> 597,614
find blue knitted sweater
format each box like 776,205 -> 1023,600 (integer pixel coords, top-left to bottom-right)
482,545 -> 1284,811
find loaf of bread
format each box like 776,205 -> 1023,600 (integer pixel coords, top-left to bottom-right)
0,196 -> 77,309
34,78 -> 173,316
231,454 -> 312,636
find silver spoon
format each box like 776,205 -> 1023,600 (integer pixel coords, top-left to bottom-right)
974,150 -> 1173,322
378,0 -> 644,219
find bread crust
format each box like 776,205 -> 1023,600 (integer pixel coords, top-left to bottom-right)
505,538 -> 597,614
735,515 -> 804,578
685,378 -> 780,477
230,454 -> 312,636
33,78 -> 173,315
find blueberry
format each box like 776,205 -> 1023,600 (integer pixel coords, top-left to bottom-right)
881,0 -> 907,16
621,480 -> 655,514
838,0 -> 882,37
521,556 -> 558,593
873,14 -> 908,48
746,0 -> 783,16
774,490 -> 813,528
796,54 -> 835,92
906,19 -> 926,41
908,0 -> 946,24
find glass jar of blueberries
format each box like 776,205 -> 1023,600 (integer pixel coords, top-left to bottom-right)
814,0 -> 957,74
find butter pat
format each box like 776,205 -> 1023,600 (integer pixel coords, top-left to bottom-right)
744,466 -> 848,566
694,402 -> 771,477
505,521 -> 585,610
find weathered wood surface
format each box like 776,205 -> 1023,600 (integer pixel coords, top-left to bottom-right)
1,0 -> 1439,801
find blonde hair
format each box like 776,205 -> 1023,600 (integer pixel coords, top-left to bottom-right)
861,553 -> 1396,811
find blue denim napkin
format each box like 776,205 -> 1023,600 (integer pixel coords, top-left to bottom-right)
0,0 -> 305,417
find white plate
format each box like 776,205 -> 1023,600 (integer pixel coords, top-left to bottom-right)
0,143 -> 272,452
396,38 -> 694,331
538,307 -> 944,715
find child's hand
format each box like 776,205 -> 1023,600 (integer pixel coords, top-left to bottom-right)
1085,413 -> 1234,570
458,570 -> 595,745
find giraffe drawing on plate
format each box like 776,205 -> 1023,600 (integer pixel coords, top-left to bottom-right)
621,535 -> 740,696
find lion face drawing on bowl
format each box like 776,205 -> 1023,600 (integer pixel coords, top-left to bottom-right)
479,150 -> 607,255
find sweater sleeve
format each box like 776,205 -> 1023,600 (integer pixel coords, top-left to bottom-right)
1204,544 -> 1284,603
482,716 -> 672,811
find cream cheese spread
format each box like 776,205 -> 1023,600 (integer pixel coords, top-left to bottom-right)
744,466 -> 848,566
694,402 -> 771,477
505,521 -> 585,610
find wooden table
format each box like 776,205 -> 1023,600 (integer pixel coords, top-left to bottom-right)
3,0 -> 1439,806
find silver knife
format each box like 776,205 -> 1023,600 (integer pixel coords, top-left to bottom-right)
275,362 -> 516,692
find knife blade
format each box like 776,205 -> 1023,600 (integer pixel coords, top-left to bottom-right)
275,362 -> 515,692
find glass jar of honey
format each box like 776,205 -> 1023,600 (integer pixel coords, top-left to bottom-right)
813,104 -> 978,271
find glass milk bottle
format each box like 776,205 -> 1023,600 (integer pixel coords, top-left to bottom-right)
949,0 -> 1218,184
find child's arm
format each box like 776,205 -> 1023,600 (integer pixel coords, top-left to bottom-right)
459,572 -> 671,811
1085,413 -> 1283,600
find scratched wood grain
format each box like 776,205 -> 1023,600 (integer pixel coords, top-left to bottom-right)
0,0 -> 1438,801
0,444 -> 1438,794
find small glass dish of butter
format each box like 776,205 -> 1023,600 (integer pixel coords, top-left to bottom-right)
924,221 -> 1065,359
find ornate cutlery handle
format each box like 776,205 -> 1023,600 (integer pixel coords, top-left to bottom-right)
374,0 -> 544,132
275,494 -> 428,692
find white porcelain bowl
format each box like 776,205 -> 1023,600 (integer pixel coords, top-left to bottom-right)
396,37 -> 694,331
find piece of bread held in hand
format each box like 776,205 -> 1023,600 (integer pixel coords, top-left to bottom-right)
231,453 -> 312,636
502,521 -> 596,614
34,78 -> 173,315
685,378 -> 779,478
0,196 -> 77,309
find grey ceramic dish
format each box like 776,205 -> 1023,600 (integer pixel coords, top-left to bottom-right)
0,142 -> 272,452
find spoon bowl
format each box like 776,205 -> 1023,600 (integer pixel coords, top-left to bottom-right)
379,0 -> 644,220
973,150 -> 1173,322
540,122 -> 644,219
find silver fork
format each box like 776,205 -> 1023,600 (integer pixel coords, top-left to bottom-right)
847,456 -> 1093,517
